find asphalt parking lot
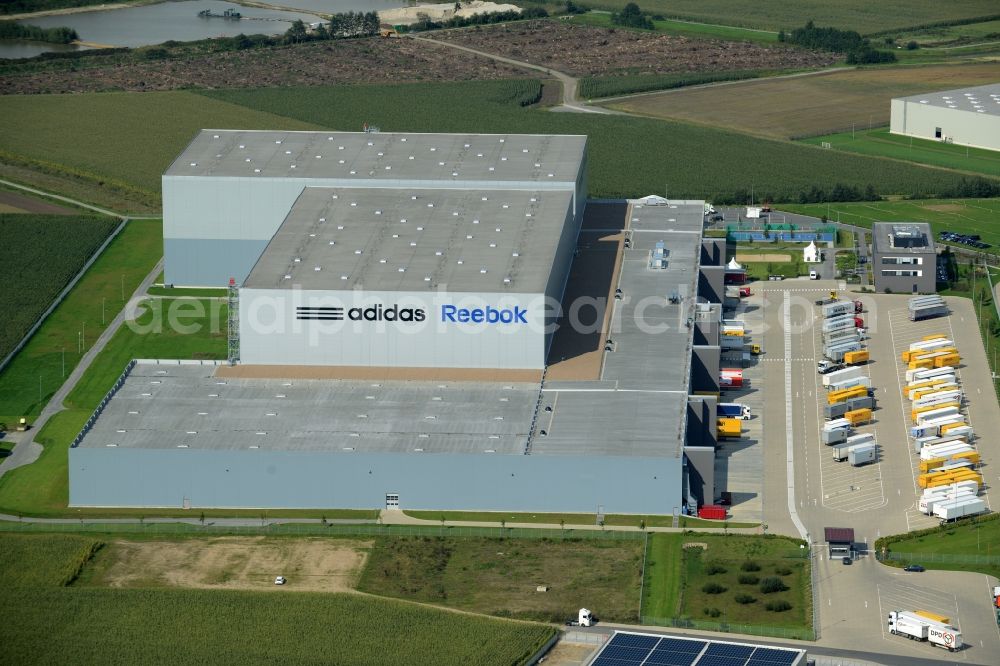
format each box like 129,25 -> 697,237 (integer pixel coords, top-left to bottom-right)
742,280 -> 1000,662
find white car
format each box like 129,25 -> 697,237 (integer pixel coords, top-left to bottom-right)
274,576 -> 286,585
809,270 -> 819,280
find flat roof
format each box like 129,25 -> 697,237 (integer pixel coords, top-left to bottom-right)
78,364 -> 538,455
896,82 -> 1000,117
824,527 -> 855,543
244,186 -> 574,292
165,130 -> 587,183
872,221 -> 936,255
532,200 -> 706,458
79,201 -> 706,462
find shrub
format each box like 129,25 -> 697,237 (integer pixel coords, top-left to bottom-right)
765,600 -> 793,612
907,40 -> 919,50
703,607 -> 722,617
734,593 -> 756,604
737,574 -> 759,585
740,561 -> 761,572
759,577 -> 789,594
706,562 -> 728,575
702,582 -> 727,594
774,566 -> 793,576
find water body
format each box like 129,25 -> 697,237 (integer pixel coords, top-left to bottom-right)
0,0 -> 388,59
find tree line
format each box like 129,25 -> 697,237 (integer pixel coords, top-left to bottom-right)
0,20 -> 78,44
779,21 -> 896,64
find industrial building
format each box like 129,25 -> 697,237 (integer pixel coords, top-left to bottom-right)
871,222 -> 937,294
162,130 -> 588,287
890,83 -> 1000,153
69,131 -> 735,515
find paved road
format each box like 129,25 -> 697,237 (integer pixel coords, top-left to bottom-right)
0,258 -> 163,481
378,510 -> 761,534
408,34 -> 617,114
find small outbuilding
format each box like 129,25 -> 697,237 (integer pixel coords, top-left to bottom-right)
825,526 -> 855,557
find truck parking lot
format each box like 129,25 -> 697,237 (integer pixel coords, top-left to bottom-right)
737,281 -> 1000,663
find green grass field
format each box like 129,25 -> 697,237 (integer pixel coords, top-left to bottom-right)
571,0 -> 999,32
780,199 -> 1000,252
201,81 -> 984,203
0,218 -> 162,423
0,534 -> 554,666
801,128 -> 1000,178
879,18 -> 1000,47
0,92 -> 319,201
357,536 -> 643,622
404,509 -> 756,529
640,533 -> 684,617
0,214 -> 118,363
878,515 -> 1000,579
569,12 -> 778,43
640,534 -> 812,638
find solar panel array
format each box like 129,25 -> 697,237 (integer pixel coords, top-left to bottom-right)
590,632 -> 803,666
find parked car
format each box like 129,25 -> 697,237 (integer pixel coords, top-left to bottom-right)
903,565 -> 925,572
842,556 -> 852,565
809,270 -> 819,280
275,576 -> 287,585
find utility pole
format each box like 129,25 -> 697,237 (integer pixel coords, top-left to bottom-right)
102,297 -> 106,326
62,347 -> 65,378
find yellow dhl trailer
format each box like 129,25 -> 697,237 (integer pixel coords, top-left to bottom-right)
845,408 -> 872,426
843,349 -> 869,365
908,358 -> 934,370
827,385 -> 868,405
717,418 -> 742,439
920,452 -> 981,473
935,353 -> 960,368
919,468 -> 982,489
922,334 -> 948,342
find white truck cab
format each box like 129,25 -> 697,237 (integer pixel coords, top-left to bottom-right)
578,608 -> 593,627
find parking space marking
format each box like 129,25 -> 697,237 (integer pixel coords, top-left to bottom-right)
877,581 -> 968,658
886,307 -> 990,527
812,305 -> 885,513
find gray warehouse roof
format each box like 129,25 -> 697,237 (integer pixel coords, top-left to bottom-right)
895,83 -> 1000,117
79,364 -> 538,455
244,187 -> 574,292
872,222 -> 936,255
165,130 -> 587,183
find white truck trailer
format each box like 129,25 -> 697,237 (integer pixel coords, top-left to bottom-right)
934,497 -> 987,522
887,611 -> 962,651
847,442 -> 877,466
822,366 -> 863,388
906,366 -> 957,383
920,488 -> 978,514
827,375 -> 872,392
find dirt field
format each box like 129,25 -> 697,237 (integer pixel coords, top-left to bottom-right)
91,537 -> 372,592
0,189 -> 76,214
432,20 -> 839,78
0,37 -> 538,95
735,253 -> 792,262
608,63 -> 1000,139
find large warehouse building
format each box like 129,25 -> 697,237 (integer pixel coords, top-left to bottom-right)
69,131 -> 734,515
890,83 -> 1000,152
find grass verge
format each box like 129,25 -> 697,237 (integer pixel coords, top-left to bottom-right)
876,513 -> 1000,579
403,510 -> 757,529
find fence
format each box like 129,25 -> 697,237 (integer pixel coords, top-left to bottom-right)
637,616 -> 815,641
880,551 -> 1000,566
0,520 -> 649,541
